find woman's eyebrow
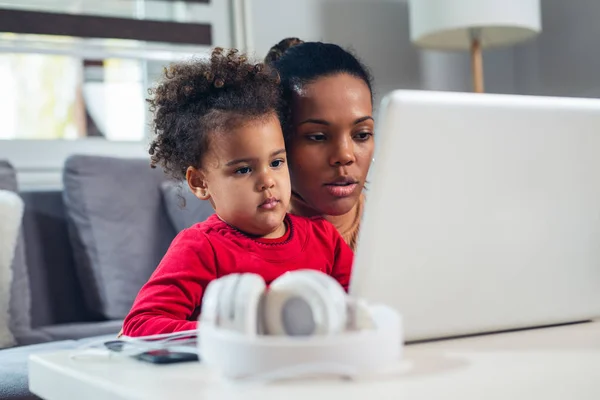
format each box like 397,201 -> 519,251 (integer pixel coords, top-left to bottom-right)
298,116 -> 374,126
298,118 -> 330,126
354,116 -> 374,124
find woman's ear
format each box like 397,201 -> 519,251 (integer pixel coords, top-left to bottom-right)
186,166 -> 211,201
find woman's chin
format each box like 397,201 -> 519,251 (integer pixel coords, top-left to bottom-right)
319,196 -> 359,217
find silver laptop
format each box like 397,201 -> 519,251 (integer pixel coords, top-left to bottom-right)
350,90 -> 600,342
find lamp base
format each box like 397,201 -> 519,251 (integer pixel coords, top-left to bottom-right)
470,29 -> 484,93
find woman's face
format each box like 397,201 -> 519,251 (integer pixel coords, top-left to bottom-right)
288,73 -> 374,216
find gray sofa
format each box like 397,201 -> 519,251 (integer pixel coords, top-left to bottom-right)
0,155 -> 212,400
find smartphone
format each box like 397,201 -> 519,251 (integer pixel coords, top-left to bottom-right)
133,349 -> 200,364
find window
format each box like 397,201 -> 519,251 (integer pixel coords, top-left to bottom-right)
0,0 -> 234,141
0,47 -> 149,141
0,0 -> 249,188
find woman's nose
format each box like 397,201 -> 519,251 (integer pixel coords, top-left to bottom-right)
329,137 -> 356,166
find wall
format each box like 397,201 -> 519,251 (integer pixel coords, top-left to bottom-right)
249,0 -> 421,107
249,0 -> 600,100
514,0 -> 600,98
249,0 -> 522,101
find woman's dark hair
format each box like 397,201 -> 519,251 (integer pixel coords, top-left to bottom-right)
264,38 -> 373,140
148,47 -> 281,180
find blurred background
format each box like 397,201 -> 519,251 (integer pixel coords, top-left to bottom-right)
0,0 -> 598,188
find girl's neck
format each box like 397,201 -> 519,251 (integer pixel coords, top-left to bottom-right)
216,214 -> 287,239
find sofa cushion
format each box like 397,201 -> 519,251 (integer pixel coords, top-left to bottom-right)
63,155 -> 176,320
19,191 -> 90,329
0,339 -> 78,400
161,181 -> 214,232
0,162 -> 31,340
0,332 -> 122,400
0,190 -> 24,349
12,329 -> 53,346
37,320 -> 122,341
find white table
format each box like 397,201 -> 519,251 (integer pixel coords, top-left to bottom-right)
29,321 -> 600,400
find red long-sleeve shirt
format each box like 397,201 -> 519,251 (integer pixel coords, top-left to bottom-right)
122,214 -> 353,337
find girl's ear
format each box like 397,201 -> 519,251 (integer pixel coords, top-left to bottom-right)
186,166 -> 211,201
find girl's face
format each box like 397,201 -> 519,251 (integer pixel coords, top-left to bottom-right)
288,73 -> 374,216
187,113 -> 291,238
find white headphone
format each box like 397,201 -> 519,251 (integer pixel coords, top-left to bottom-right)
199,270 -> 368,337
197,270 -> 403,381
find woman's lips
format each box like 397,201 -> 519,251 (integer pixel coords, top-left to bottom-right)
324,182 -> 358,197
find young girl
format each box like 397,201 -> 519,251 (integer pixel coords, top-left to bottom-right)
121,48 -> 354,337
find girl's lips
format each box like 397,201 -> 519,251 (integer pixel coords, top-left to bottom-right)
324,183 -> 358,197
259,197 -> 279,209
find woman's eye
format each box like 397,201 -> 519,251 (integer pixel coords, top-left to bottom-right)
354,132 -> 373,141
235,166 -> 251,175
306,133 -> 326,142
271,159 -> 285,168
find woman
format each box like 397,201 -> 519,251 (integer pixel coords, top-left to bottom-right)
265,38 -> 375,250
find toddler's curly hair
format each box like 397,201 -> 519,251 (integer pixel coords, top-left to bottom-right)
148,47 -> 282,180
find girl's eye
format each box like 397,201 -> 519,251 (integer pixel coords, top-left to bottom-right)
235,166 -> 251,175
306,133 -> 326,142
271,159 -> 285,168
354,132 -> 373,141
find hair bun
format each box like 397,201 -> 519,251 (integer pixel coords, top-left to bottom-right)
264,37 -> 304,64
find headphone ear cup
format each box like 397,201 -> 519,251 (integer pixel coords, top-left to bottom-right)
200,274 -> 267,334
296,270 -> 348,333
215,274 -> 242,331
262,270 -> 348,336
347,298 -> 376,331
231,274 -> 266,335
200,277 -> 226,326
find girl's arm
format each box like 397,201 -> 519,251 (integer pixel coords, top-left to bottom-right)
122,230 -> 217,337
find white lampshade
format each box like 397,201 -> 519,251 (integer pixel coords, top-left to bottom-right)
409,0 -> 542,50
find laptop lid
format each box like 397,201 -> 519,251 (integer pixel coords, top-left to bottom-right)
351,90 -> 600,341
